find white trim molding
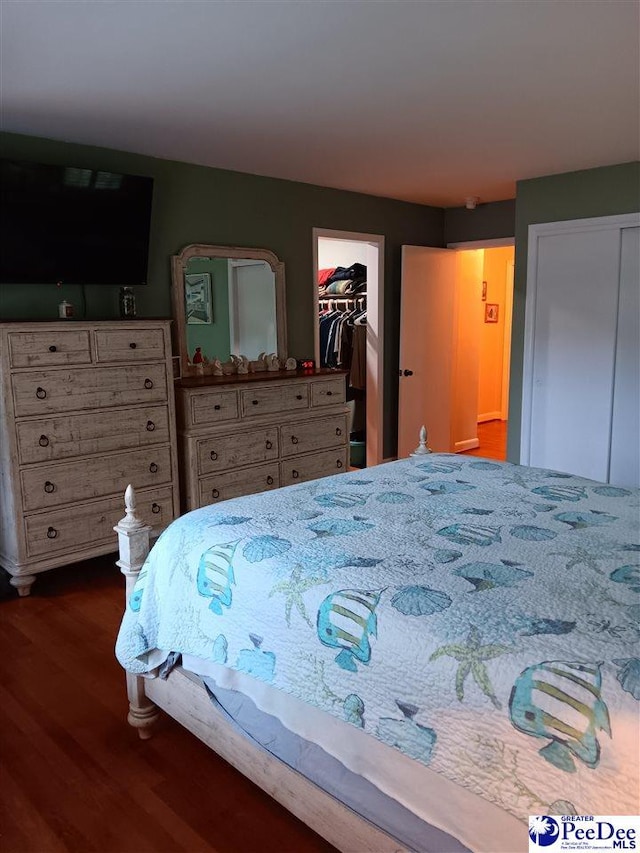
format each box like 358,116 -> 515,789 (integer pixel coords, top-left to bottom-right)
312,228 -> 385,467
455,438 -> 480,452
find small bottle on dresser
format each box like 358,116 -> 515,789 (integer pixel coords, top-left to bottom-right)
119,287 -> 136,319
58,300 -> 74,319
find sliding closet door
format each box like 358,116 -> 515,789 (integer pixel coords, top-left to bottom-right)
527,227 -> 621,481
609,227 -> 640,488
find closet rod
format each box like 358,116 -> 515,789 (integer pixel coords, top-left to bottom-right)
318,293 -> 367,303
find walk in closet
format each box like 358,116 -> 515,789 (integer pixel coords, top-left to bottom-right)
317,240 -> 369,467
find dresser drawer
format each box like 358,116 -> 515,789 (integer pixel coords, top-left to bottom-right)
190,390 -> 239,426
240,383 -> 309,418
24,486 -> 174,558
12,364 -> 167,417
311,377 -> 346,407
280,415 -> 347,458
199,463 -> 280,505
21,445 -> 172,511
280,448 -> 347,486
94,328 -> 166,363
16,405 -> 170,465
197,427 -> 279,475
8,330 -> 92,368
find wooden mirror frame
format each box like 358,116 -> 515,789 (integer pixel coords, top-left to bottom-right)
170,244 -> 287,378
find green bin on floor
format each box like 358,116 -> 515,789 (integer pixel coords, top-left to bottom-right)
349,440 -> 366,468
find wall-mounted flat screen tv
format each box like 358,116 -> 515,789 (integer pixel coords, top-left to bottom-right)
0,158 -> 154,285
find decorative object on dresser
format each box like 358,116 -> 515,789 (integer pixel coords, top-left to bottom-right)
175,369 -> 349,511
0,320 -> 180,596
170,243 -> 287,378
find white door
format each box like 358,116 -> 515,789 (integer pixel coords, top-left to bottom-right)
398,246 -> 457,458
522,214 -> 640,483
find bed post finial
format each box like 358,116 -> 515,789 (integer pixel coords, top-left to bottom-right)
410,425 -> 432,457
115,486 -> 158,739
115,485 -> 152,590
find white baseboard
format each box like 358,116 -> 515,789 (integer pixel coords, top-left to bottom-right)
478,411 -> 502,423
454,438 -> 480,453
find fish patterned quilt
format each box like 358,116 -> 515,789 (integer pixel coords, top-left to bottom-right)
116,455 -> 640,822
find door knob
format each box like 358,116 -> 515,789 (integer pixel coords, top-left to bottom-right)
403,369 -> 414,376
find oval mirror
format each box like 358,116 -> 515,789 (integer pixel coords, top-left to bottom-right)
171,244 -> 287,376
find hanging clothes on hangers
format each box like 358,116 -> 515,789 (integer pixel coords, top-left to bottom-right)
317,294 -> 367,370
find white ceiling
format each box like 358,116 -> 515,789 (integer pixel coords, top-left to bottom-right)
1,0 -> 638,207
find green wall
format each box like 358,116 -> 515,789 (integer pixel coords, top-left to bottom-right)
444,199 -> 515,244
184,258 -> 231,362
508,161 -> 640,462
0,132 -> 443,457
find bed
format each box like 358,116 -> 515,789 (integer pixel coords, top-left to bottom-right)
115,445 -> 640,852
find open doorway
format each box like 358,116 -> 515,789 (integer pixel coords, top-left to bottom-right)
312,229 -> 385,469
459,245 -> 514,460
397,240 -> 514,460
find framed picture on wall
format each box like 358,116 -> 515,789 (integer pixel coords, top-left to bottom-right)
485,303 -> 499,323
185,273 -> 213,324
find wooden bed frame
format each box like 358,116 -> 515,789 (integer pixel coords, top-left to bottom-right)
115,484 -> 411,853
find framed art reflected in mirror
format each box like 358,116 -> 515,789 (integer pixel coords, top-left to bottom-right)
185,272 -> 213,324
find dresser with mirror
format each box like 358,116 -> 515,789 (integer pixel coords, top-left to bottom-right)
171,244 -> 349,511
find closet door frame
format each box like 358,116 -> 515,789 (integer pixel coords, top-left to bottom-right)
312,228 -> 385,467
520,212 -> 640,471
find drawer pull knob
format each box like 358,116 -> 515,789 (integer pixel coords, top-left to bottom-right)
265,440 -> 273,450
266,475 -> 274,485
36,387 -> 47,399
129,342 -> 137,349
146,420 -> 156,431
335,427 -> 342,436
291,435 -> 299,445
149,462 -> 158,473
39,435 -> 50,447
210,451 -> 218,461
292,470 -> 299,479
48,345 -> 57,353
326,390 -> 333,396
252,399 -> 259,406
214,404 -> 221,411
151,502 -> 161,514
144,378 -> 153,389
336,460 -> 343,469
212,488 -> 220,498
44,481 -> 55,494
296,394 -> 303,400
47,526 -> 58,539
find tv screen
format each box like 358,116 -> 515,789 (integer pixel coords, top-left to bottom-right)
0,159 -> 153,285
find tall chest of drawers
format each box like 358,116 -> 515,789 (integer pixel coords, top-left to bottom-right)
0,321 -> 180,595
175,370 -> 349,511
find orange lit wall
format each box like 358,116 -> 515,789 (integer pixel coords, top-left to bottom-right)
478,246 -> 514,421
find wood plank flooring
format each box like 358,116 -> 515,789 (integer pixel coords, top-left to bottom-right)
460,420 -> 507,461
0,558 -> 335,853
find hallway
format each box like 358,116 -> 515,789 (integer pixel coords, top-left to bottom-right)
460,420 -> 507,461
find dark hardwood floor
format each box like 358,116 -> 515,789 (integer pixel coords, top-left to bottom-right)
0,557 -> 335,853
460,420 -> 507,461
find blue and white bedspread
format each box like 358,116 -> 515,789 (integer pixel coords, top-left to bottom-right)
116,455 -> 640,821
